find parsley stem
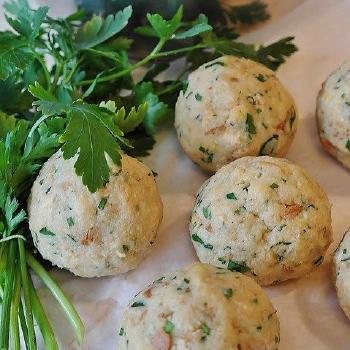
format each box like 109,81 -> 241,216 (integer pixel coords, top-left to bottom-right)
75,40 -> 205,87
26,251 -> 85,345
27,114 -> 50,140
150,38 -> 166,56
0,234 -> 26,243
0,243 -> 7,273
10,268 -> 21,350
157,80 -> 183,96
32,51 -> 52,91
155,43 -> 206,58
19,299 -> 30,350
0,241 -> 15,349
64,57 -> 84,84
79,56 -> 156,86
156,62 -> 189,97
52,62 -> 62,87
27,272 -> 59,350
18,239 -> 37,350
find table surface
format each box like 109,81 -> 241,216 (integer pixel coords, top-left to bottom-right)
1,0 -> 350,349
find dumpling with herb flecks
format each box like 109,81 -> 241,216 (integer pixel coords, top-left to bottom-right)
317,60 -> 350,170
118,263 -> 280,350
28,150 -> 163,277
175,56 -> 298,172
190,156 -> 332,286
334,228 -> 350,321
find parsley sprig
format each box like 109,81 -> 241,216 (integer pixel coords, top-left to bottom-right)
0,0 -> 297,192
0,119 -> 84,349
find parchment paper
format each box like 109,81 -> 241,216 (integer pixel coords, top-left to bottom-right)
1,0 -> 350,349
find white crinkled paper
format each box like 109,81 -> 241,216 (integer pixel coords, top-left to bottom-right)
1,0 -> 350,349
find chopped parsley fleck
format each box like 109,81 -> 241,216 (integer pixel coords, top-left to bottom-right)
154,276 -> 165,283
223,288 -> 233,299
177,280 -> 191,292
259,135 -> 279,155
195,93 -> 202,101
98,198 -> 107,210
164,320 -> 175,334
226,192 -> 237,200
67,217 -> 74,227
227,260 -> 250,273
182,80 -> 189,93
346,101 -> 350,107
186,91 -> 193,99
218,257 -> 227,264
256,108 -> 262,114
201,323 -> 211,336
113,169 -> 122,177
39,227 -> 55,236
119,327 -> 125,336
268,311 -> 277,320
204,61 -> 225,69
202,206 -> 210,219
275,241 -> 292,246
256,73 -> 266,82
313,256 -> 324,266
346,140 -> 350,151
307,204 -> 317,209
246,96 -> 256,105
66,234 -> 77,242
276,253 -> 285,262
234,206 -> 246,215
289,110 -> 297,129
246,113 -> 256,136
341,257 -> 350,262
252,298 -> 258,304
122,245 -> 129,253
199,146 -> 213,163
191,234 -> 213,250
131,301 -> 145,307
277,224 -> 286,232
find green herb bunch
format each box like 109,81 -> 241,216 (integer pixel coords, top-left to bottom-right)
0,117 -> 84,349
76,0 -> 270,34
0,0 -> 297,348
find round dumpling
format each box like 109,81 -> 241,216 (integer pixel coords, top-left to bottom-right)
175,56 -> 298,172
28,150 -> 163,278
190,156 -> 332,286
118,263 -> 280,350
334,228 -> 350,320
317,60 -> 350,169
